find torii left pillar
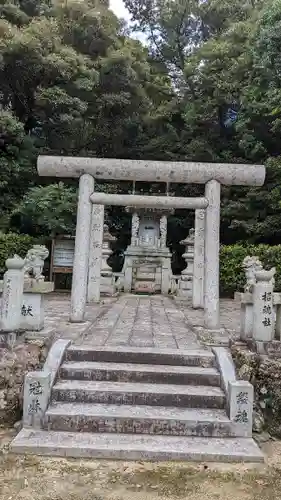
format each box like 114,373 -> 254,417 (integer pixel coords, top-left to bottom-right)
70,174 -> 94,322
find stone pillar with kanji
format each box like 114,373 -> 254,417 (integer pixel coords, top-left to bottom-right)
253,268 -> 276,342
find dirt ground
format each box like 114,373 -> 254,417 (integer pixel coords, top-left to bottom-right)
2,428 -> 281,500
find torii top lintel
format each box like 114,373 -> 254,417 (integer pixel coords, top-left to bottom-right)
37,156 -> 265,186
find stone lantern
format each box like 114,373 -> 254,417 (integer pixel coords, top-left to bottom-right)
178,228 -> 195,298
100,224 -> 116,295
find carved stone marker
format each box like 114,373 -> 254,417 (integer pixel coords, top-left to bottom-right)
21,282 -> 54,331
253,268 -> 275,342
229,380 -> 253,437
0,256 -> 25,332
87,204 -> 105,303
193,209 -> 205,309
23,371 -> 51,428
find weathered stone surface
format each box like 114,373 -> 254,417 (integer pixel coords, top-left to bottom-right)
11,428 -> 264,462
1,256 -> 25,332
20,293 -> 44,331
212,347 -> 236,395
87,204 -> 104,302
59,361 -> 220,386
44,402 -> 240,437
253,269 -> 275,342
204,180 -> 220,329
38,156 -> 265,186
90,193 -> 208,209
228,380 -> 253,438
0,341 -> 47,425
23,370 -> 51,428
52,379 -> 226,408
70,174 -> 94,322
193,209 -> 205,308
66,345 -> 215,366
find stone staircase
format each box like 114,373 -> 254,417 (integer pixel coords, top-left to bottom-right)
11,346 -> 263,462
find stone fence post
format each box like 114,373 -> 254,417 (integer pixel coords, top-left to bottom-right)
253,268 -> 275,342
0,256 -> 25,332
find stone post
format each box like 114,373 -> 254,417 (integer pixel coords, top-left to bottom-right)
240,297 -> 254,340
100,224 -> 116,295
252,268 -> 275,342
204,180 -> 221,329
193,209 -> 205,309
23,371 -> 51,428
161,257 -> 171,295
0,256 -> 25,332
87,204 -> 105,303
228,380 -> 253,438
70,174 -> 94,322
124,256 -> 133,293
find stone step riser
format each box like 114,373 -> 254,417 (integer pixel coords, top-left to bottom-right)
11,429 -> 264,463
66,349 -> 215,368
51,389 -> 225,409
44,415 -> 237,438
59,367 -> 220,386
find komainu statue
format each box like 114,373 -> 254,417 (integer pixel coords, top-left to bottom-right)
242,256 -> 263,293
23,245 -> 49,281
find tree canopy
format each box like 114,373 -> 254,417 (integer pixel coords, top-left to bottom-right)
1,0 -> 281,250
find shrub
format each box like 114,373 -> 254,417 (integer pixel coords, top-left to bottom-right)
220,244 -> 281,297
0,233 -> 42,274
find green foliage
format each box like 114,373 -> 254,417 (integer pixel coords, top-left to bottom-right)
1,0 -> 281,248
0,110 -> 37,229
11,183 -> 78,236
0,232 -> 39,273
220,244 -> 281,296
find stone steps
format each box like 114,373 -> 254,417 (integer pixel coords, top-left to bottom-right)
11,345 -> 263,463
11,429 -> 264,463
52,380 -> 225,408
66,346 -> 215,367
44,402 -> 242,437
59,361 -> 220,386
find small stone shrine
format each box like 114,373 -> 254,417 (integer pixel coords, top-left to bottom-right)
122,206 -> 172,294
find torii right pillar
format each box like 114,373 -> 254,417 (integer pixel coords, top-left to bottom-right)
204,180 -> 221,329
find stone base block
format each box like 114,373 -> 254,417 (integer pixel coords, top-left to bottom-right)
134,281 -> 156,294
20,293 -> 44,331
100,275 -> 115,296
247,339 -> 281,357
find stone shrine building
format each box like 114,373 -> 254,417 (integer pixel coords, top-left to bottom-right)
122,207 -> 172,294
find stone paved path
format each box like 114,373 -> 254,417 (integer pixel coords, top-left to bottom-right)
79,296 -> 200,349
42,294 -> 241,349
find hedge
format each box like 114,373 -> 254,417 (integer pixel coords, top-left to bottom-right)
220,244 -> 281,297
0,233 -> 40,275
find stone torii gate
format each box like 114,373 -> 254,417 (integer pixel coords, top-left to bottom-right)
37,156 -> 265,330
